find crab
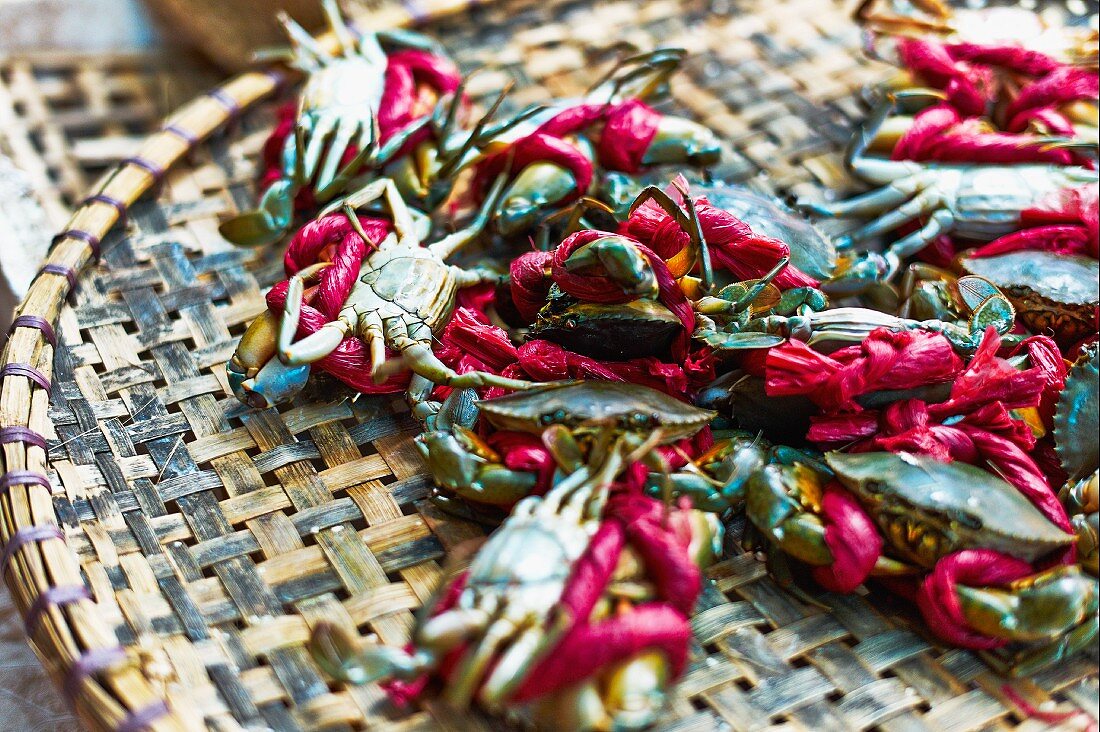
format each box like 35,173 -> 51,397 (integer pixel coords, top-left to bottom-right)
665,444 -> 1096,673
310,381 -> 718,728
418,381 -> 715,507
600,178 -> 837,282
226,176 -> 532,414
695,265 -> 1014,355
855,0 -> 1099,69
801,92 -> 1098,280
958,250 -> 1099,348
474,50 -> 723,236
219,0 -> 458,247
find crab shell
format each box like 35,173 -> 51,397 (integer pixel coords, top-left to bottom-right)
688,183 -> 837,281
826,451 -> 1074,567
959,251 -> 1099,347
477,381 -> 715,442
1055,343 -> 1100,482
530,290 -> 683,361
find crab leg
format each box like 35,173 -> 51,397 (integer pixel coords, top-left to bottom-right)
802,179 -> 921,219
321,0 -> 357,57
479,619 -> 565,709
445,614 -> 525,708
277,263 -> 351,365
835,188 -> 944,248
429,172 -> 510,260
381,316 -> 532,392
845,94 -> 925,185
886,207 -> 955,264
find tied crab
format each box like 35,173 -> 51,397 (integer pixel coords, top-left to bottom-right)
418,380 -> 716,507
227,176 -> 531,413
692,259 -> 1015,356
1055,345 -> 1099,575
802,92 -> 1098,279
309,382 -> 718,728
958,250 -> 1099,348
472,50 -> 723,236
220,0 -> 455,247
666,445 -> 1097,674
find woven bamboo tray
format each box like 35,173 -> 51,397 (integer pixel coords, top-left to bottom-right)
2,0 -> 1097,730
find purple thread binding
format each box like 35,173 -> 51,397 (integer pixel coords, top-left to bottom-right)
0,426 -> 47,450
39,263 -> 78,290
9,314 -> 57,347
63,646 -> 128,703
1,363 -> 51,390
82,194 -> 128,226
52,229 -> 102,261
1,524 -> 64,574
115,700 -> 170,732
162,123 -> 198,145
123,156 -> 164,180
0,470 -> 51,494
24,584 -> 91,636
207,88 -> 241,115
402,0 -> 428,23
263,68 -> 288,95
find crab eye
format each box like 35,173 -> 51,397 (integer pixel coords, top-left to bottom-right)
540,413 -> 555,425
565,318 -> 577,329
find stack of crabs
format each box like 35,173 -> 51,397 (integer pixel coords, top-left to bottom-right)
223,1 -> 1100,728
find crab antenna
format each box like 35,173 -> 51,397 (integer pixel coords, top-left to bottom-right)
587,47 -> 685,103
675,180 -> 714,293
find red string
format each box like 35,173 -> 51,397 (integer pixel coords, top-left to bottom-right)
765,327 -> 964,412
811,484 -> 883,593
895,39 -> 1098,165
263,214 -> 410,394
916,549 -> 1033,649
620,176 -> 819,289
509,491 -> 700,702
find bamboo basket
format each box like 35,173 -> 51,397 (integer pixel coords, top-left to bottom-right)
1,0 -> 1097,730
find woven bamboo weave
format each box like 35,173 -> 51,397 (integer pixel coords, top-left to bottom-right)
1,0 -> 1097,730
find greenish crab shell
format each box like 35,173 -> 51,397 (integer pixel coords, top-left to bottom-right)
689,183 -> 837,281
530,287 -> 683,361
476,381 -> 715,442
826,451 -> 1075,567
959,251 -> 1099,347
1054,344 -> 1099,482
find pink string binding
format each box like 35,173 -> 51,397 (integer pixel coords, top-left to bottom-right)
0,470 -> 51,495
39,263 -> 78,290
0,425 -> 48,451
114,700 -> 170,732
52,229 -> 102,261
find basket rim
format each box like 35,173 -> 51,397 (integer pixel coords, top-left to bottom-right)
0,4 -> 478,726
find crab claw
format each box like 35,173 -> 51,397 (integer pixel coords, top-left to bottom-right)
561,234 -> 659,300
219,180 -> 296,247
227,311 -> 311,409
641,116 -> 722,167
496,162 -> 584,236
